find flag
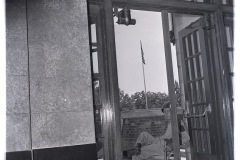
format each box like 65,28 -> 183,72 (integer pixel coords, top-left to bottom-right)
140,41 -> 146,65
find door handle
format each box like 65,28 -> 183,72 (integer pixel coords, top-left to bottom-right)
184,103 -> 212,118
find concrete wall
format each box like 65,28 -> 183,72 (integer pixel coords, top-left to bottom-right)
6,0 -> 95,152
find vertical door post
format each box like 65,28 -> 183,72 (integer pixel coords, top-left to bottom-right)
101,0 -> 122,159
161,10 -> 181,160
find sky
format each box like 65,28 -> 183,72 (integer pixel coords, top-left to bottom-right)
114,10 -> 179,95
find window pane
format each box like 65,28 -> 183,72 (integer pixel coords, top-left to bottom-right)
92,51 -> 99,73
196,0 -> 204,3
201,80 -> 206,103
228,51 -> 233,73
191,33 -> 196,54
190,83 -> 195,104
187,59 -> 192,80
199,55 -> 204,77
196,81 -> 201,103
183,37 -> 188,58
90,23 -> 97,43
193,31 -> 199,53
195,55 -> 201,78
93,80 -> 101,105
193,57 -> 198,79
187,34 -> 193,57
225,26 -> 233,48
222,0 -> 227,4
231,76 -> 234,99
206,131 -> 211,153
185,36 -> 190,58
196,31 -> 201,52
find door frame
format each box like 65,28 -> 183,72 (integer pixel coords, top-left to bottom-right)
87,0 -> 233,160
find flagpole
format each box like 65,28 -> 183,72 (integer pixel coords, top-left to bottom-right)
140,41 -> 148,109
142,59 -> 148,109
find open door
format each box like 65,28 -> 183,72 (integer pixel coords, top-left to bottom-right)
179,18 -> 218,160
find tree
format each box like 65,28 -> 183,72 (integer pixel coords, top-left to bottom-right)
174,80 -> 181,107
119,89 -> 134,111
131,91 -> 146,109
118,80 -> 182,111
147,91 -> 169,109
93,80 -> 182,111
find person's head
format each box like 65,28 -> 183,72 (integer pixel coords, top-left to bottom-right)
161,101 -> 171,119
161,101 -> 185,120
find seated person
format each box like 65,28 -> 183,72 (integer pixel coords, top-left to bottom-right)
132,101 -> 190,160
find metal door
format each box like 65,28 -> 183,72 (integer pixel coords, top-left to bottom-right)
179,19 -> 218,160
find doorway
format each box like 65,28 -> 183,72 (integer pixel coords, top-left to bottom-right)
113,9 -> 181,159
88,3 -> 233,160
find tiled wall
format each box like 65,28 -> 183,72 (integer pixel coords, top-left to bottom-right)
27,0 -> 95,148
6,0 -> 96,155
6,0 -> 31,152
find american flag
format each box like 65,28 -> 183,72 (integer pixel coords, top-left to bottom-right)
140,41 -> 146,65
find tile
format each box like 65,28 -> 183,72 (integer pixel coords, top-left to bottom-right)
27,0 -> 91,78
33,143 -> 97,160
7,76 -> 29,114
6,0 -> 28,76
31,111 -> 95,149
30,76 -> 93,113
6,113 -> 31,152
